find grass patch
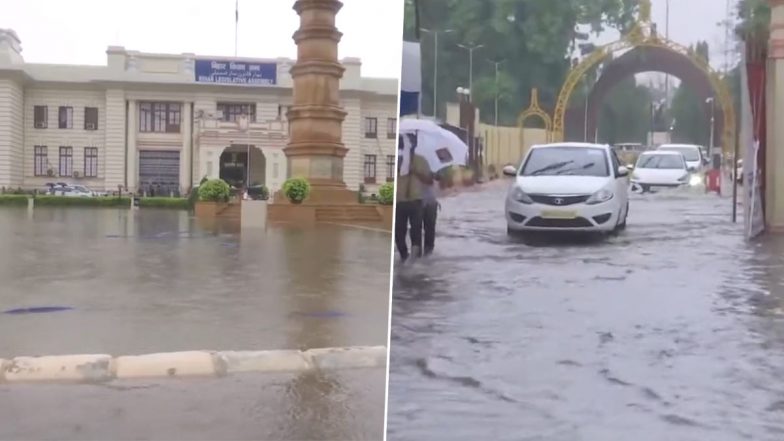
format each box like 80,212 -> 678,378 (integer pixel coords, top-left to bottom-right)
138,197 -> 190,210
0,195 -> 29,206
34,196 -> 131,207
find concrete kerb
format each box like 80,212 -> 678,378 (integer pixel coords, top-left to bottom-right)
0,345 -> 387,384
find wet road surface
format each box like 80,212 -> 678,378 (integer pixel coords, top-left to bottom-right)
0,208 -> 390,356
0,368 -> 385,440
388,181 -> 784,441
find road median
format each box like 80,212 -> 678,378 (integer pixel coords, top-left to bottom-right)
0,345 -> 386,384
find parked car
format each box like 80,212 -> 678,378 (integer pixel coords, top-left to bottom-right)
70,185 -> 106,197
503,142 -> 630,235
45,183 -> 93,197
631,151 -> 694,192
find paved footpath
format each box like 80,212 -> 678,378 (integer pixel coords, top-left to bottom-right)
0,368 -> 386,440
0,346 -> 387,440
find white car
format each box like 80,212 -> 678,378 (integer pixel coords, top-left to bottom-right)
70,185 -> 105,197
657,144 -> 705,172
631,151 -> 696,191
503,142 -> 630,234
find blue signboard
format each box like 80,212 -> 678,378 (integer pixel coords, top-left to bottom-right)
194,59 -> 277,85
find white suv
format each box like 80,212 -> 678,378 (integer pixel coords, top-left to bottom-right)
503,143 -> 630,234
657,144 -> 705,173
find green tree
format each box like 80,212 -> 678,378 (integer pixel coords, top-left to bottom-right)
668,42 -> 711,146
404,0 -> 635,125
598,77 -> 654,145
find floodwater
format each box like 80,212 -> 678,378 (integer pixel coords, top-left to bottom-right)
0,369 -> 385,440
388,181 -> 784,441
0,207 -> 391,356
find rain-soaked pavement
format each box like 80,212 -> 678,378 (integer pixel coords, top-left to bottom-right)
0,207 -> 389,440
0,369 -> 385,440
0,208 -> 390,356
388,180 -> 784,441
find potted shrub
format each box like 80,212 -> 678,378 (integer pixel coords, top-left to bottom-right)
376,182 -> 394,229
282,177 -> 311,204
195,178 -> 231,217
377,182 -> 394,205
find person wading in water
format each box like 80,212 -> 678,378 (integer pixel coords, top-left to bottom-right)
395,133 -> 433,263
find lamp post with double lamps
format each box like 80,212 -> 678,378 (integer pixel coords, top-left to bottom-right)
420,28 -> 453,119
457,43 -> 483,102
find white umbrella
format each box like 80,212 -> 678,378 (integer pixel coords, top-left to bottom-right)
398,119 -> 468,172
399,118 -> 443,134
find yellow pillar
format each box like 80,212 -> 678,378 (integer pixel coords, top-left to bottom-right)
766,0 -> 784,231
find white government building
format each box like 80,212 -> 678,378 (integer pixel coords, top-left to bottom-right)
0,29 -> 398,196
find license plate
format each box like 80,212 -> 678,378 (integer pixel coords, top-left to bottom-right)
540,210 -> 578,219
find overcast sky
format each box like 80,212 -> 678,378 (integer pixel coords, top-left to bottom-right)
596,0 -> 737,68
0,0 -> 403,78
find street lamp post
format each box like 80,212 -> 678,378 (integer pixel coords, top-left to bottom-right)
488,59 -> 505,126
457,43 -> 483,102
421,28 -> 453,119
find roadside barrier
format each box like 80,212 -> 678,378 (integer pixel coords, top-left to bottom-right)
0,345 -> 387,384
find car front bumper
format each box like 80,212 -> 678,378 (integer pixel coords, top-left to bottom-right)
505,198 -> 620,232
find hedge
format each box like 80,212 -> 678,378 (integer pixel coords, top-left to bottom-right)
33,196 -> 131,207
138,197 -> 190,209
0,195 -> 30,206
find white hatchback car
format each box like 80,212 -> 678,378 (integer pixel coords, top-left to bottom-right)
503,143 -> 630,234
631,150 -> 695,191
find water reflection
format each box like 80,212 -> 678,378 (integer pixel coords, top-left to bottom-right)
0,208 -> 390,356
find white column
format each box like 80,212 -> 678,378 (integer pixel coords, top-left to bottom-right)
180,102 -> 192,195
126,99 -> 137,192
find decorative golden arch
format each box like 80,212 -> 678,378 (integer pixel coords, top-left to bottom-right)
552,0 -> 736,154
517,88 -> 553,143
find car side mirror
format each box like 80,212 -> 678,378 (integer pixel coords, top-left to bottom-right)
617,166 -> 629,177
502,165 -> 517,177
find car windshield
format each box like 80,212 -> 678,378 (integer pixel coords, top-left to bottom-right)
521,147 -> 609,177
637,154 -> 685,169
660,146 -> 700,162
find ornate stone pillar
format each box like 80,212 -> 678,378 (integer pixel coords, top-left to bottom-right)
767,0 -> 784,231
284,0 -> 355,203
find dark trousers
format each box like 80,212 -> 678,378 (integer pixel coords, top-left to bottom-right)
395,199 -> 423,260
422,201 -> 438,254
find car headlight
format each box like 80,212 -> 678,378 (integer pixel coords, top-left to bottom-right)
689,175 -> 703,186
510,187 -> 533,204
586,189 -> 614,205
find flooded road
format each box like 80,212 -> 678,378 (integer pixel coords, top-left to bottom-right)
388,181 -> 784,441
0,208 -> 390,355
0,368 -> 385,440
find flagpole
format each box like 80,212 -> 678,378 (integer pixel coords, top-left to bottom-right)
234,0 -> 238,57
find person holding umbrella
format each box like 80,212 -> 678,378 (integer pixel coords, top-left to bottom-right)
396,133 -> 433,262
421,167 -> 451,256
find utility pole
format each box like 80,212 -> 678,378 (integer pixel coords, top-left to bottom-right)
421,28 -> 453,119
457,43 -> 483,102
488,58 -> 505,126
706,97 -> 716,152
664,0 -> 670,104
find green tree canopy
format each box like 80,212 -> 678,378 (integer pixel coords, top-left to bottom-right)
404,0 -> 637,125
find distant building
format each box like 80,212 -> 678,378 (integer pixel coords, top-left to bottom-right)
0,29 -> 397,195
